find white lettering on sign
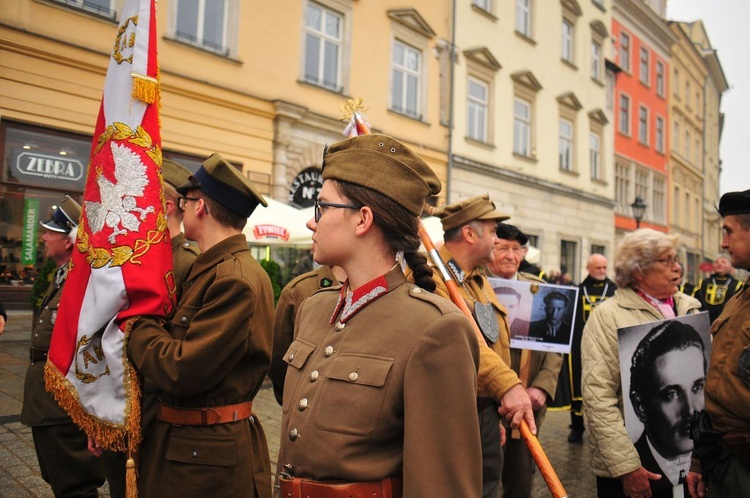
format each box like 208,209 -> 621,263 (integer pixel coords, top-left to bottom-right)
16,152 -> 84,182
24,207 -> 36,260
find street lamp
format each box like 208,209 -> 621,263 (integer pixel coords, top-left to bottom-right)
630,196 -> 647,229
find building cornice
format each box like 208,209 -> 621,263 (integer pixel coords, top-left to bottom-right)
452,155 -> 615,208
387,9 -> 436,39
613,0 -> 677,53
463,47 -> 502,72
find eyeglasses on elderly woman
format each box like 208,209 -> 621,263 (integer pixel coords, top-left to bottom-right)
653,256 -> 680,267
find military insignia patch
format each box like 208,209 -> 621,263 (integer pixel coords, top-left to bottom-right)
321,278 -> 333,288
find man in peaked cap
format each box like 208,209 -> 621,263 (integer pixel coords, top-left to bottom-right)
99,158 -> 202,498
126,153 -> 275,498
429,194 -> 535,498
21,196 -> 107,497
687,189 -> 750,498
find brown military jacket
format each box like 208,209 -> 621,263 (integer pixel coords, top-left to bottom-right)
21,266 -> 72,426
430,245 -> 521,400
269,266 -> 340,404
128,234 -> 274,498
170,232 -> 200,300
705,278 -> 750,434
278,267 -> 482,496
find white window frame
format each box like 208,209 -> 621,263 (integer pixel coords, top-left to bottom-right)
639,47 -> 649,85
467,77 -> 489,143
656,115 -> 665,153
559,118 -> 574,171
590,132 -> 601,180
516,0 -> 532,38
619,93 -> 631,135
685,130 -> 691,160
591,41 -> 601,80
391,39 -> 423,119
562,19 -> 574,63
173,0 -> 233,55
514,97 -> 532,157
674,121 -> 680,152
619,31 -> 630,72
52,0 -> 116,18
653,177 -> 666,224
303,2 -> 343,91
656,61 -> 665,96
473,0 -> 492,12
638,105 -> 649,145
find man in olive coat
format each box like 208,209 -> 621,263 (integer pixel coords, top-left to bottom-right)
127,153 -> 275,498
21,196 -> 107,497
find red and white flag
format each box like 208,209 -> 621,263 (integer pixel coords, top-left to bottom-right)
45,0 -> 173,464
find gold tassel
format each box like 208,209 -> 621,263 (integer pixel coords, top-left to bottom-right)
126,456 -> 138,498
131,73 -> 158,104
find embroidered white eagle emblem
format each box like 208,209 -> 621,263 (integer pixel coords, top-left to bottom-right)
85,141 -> 154,243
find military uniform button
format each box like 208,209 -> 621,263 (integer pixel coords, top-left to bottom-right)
412,287 -> 422,294
191,451 -> 198,458
181,316 -> 187,324
289,428 -> 299,441
183,242 -> 190,247
287,352 -> 295,361
348,372 -> 359,382
39,319 -> 43,324
324,346 -> 334,357
310,370 -> 319,382
334,321 -> 345,331
298,398 -> 309,410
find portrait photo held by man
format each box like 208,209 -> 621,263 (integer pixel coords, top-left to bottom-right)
617,314 -> 711,495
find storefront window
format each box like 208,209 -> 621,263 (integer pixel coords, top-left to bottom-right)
1,122 -> 89,294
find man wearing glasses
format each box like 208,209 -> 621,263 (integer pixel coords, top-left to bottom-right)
125,153 -> 275,498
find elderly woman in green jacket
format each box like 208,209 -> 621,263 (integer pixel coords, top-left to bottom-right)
582,229 -> 701,498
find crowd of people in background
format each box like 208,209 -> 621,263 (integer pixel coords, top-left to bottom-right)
4,134 -> 748,498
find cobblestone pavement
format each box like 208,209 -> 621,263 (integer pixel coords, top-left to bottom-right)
0,310 -> 596,497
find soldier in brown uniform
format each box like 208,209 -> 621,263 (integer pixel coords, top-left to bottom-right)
687,189 -> 750,498
126,153 -> 275,497
20,196 -> 107,497
269,265 -> 345,405
429,196 -> 536,498
277,133 -> 482,496
99,158 -> 201,498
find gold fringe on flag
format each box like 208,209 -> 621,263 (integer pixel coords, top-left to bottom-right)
131,72 -> 159,104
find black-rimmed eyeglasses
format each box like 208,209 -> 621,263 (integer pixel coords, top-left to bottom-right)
178,196 -> 201,212
314,201 -> 362,223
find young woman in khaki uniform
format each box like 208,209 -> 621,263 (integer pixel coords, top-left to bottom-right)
277,133 -> 482,497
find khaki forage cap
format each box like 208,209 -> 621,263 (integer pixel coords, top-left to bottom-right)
162,158 -> 192,189
435,194 -> 510,232
177,152 -> 267,217
321,133 -> 441,216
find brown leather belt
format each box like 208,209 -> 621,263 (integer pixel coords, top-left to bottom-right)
723,432 -> 750,469
30,347 -> 49,364
278,475 -> 402,498
157,401 -> 253,426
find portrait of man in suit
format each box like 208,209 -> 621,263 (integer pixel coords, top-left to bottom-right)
495,286 -> 530,340
628,320 -> 707,490
527,291 -> 573,345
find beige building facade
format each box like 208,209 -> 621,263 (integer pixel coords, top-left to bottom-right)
0,0 -> 454,307
667,21 -> 708,282
678,21 -> 728,265
448,0 -> 615,281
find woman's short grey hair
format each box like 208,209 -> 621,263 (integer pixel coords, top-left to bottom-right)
614,228 -> 679,288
